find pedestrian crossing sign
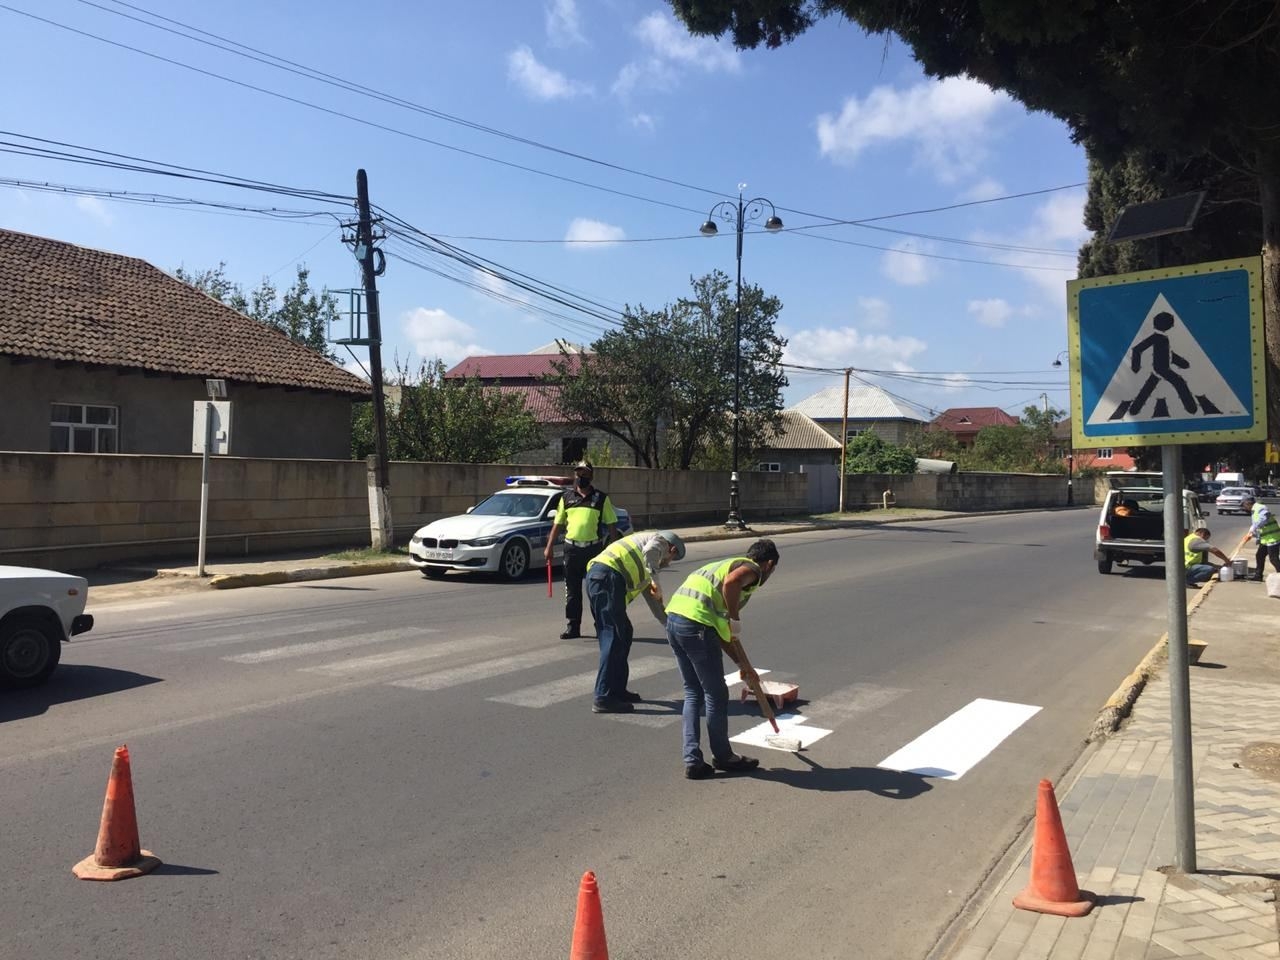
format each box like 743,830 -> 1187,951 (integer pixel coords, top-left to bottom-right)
1067,257 -> 1265,448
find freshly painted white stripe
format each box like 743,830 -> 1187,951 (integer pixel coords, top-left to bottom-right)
160,619 -> 365,652
303,634 -> 509,676
488,656 -> 673,708
877,698 -> 1042,781
224,627 -> 432,664
731,717 -> 834,751
724,668 -> 771,686
388,646 -> 583,691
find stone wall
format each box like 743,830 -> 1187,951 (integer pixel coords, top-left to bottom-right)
0,452 -> 807,569
841,471 -> 1097,511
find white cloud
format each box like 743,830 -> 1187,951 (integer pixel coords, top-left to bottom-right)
960,178 -> 1006,202
75,195 -> 113,226
507,46 -> 591,100
629,112 -> 657,132
612,58 -> 676,98
816,76 -> 1011,182
967,298 -> 1014,328
634,11 -> 739,72
880,240 -> 937,286
403,307 -> 491,366
969,189 -> 1088,301
545,0 -> 585,46
564,218 -> 626,246
783,326 -> 927,371
858,296 -> 891,329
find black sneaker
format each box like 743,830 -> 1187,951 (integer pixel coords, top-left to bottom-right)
617,690 -> 643,703
713,754 -> 759,773
591,698 -> 634,714
559,625 -> 581,639
685,762 -> 715,780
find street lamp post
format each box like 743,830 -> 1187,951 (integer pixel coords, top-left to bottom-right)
700,185 -> 783,530
1053,351 -> 1074,505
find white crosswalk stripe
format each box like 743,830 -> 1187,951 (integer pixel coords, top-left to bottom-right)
388,646 -> 584,691
877,698 -> 1041,780
160,619 -> 365,652
302,635 -> 511,677
223,627 -> 436,664
488,655 -> 673,708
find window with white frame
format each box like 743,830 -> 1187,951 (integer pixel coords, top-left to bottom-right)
1096,447 -> 1114,460
50,403 -> 119,453
756,462 -> 782,472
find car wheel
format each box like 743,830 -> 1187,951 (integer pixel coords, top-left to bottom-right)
1097,556 -> 1113,575
421,567 -> 446,580
499,540 -> 530,582
0,614 -> 62,688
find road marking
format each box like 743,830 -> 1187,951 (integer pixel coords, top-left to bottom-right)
799,681 -> 910,725
724,668 -> 771,685
388,646 -> 584,691
488,656 -> 673,708
732,716 -> 834,751
158,619 -> 366,652
877,698 -> 1042,781
223,627 -> 434,664
302,634 -> 511,676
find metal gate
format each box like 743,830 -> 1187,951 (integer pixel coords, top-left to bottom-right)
799,463 -> 839,513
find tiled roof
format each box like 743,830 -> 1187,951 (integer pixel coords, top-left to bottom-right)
931,406 -> 1020,431
491,384 -> 567,423
761,411 -> 843,450
445,353 -> 584,380
788,384 -> 926,422
0,228 -> 370,397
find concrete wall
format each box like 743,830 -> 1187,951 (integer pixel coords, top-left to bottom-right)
0,357 -> 355,459
842,471 -> 1097,511
0,452 -> 808,569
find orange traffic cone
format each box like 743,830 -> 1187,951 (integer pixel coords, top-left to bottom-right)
72,745 -> 162,881
569,870 -> 609,960
1012,779 -> 1095,917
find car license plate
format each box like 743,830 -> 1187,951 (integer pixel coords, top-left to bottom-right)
425,549 -> 453,561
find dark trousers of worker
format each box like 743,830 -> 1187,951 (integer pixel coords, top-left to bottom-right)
586,566 -> 633,702
665,612 -> 732,768
563,542 -> 603,630
1255,542 -> 1280,578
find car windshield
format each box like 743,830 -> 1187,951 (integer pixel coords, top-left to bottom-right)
469,493 -> 551,518
1221,488 -> 1249,497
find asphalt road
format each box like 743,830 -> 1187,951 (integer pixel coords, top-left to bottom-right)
1,508 -> 1251,960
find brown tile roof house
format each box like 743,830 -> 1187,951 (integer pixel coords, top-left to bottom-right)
444,352 -> 583,384
0,228 -> 370,459
930,406 -> 1019,447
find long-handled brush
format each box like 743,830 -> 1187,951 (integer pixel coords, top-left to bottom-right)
739,651 -> 803,752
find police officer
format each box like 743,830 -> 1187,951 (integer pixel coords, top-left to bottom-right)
544,460 -> 618,639
1243,494 -> 1280,580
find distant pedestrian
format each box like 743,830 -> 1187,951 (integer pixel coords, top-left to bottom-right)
585,530 -> 685,714
1243,495 -> 1280,580
544,460 -> 618,639
664,538 -> 780,780
1183,525 -> 1231,587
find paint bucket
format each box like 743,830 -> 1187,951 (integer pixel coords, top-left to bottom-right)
1232,558 -> 1248,580
1219,562 -> 1234,582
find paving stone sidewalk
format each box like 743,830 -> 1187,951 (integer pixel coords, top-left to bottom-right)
946,573 -> 1280,960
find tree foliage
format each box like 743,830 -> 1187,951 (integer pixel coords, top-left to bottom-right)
843,430 -> 916,474
669,0 -> 1280,435
174,262 -> 340,361
351,358 -> 544,463
548,271 -> 787,469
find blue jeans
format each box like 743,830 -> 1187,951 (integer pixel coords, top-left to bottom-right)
587,566 -> 632,701
665,612 -> 731,767
1186,563 -> 1217,585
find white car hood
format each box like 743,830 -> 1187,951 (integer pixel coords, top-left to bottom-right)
414,514 -> 544,541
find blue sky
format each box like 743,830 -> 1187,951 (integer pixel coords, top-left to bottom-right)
0,0 -> 1082,416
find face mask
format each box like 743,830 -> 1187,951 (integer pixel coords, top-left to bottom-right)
575,475 -> 590,489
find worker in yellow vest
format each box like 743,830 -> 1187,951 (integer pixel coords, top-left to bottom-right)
544,460 -> 618,639
1243,495 -> 1280,580
664,539 -> 779,780
585,530 -> 686,714
1183,525 -> 1231,587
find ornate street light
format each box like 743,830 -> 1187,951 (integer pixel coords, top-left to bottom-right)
1052,350 -> 1073,505
700,184 -> 783,530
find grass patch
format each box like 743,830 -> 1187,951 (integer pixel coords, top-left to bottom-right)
323,546 -> 410,562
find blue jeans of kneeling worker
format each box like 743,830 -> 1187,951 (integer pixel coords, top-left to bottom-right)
1186,563 -> 1217,586
587,565 -> 632,701
665,612 -> 732,767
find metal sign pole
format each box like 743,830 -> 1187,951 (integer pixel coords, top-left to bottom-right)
1161,443 -> 1197,871
197,400 -> 212,576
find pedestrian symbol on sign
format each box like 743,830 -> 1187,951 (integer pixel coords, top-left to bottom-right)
1086,293 -> 1246,426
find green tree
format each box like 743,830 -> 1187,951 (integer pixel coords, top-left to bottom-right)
967,425 -> 1034,472
352,358 -> 544,463
903,426 -> 960,461
843,430 -> 916,474
669,0 -> 1280,435
1021,404 -> 1066,454
549,270 -> 787,469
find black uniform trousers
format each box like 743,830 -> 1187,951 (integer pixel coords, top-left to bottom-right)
563,542 -> 604,629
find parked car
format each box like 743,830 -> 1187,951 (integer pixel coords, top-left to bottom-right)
1216,487 -> 1256,515
1260,485 -> 1278,498
1095,473 -> 1204,575
408,476 -> 633,582
1196,481 -> 1223,503
0,566 -> 94,687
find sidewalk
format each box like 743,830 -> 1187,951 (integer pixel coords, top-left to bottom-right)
79,506 -> 1049,602
943,564 -> 1280,959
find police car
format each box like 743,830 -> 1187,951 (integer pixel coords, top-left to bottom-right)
408,476 -> 632,581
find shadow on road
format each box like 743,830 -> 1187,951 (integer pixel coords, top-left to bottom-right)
298,584 -> 376,591
0,665 -> 163,723
153,863 -> 220,877
753,761 -> 933,798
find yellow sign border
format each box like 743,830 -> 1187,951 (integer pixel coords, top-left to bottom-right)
1067,257 -> 1266,449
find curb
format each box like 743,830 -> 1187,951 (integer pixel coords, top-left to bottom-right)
207,559 -> 413,589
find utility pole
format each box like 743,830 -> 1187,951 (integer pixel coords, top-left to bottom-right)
355,169 -> 393,550
838,368 -> 851,513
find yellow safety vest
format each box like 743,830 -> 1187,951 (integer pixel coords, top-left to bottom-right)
666,557 -> 761,643
588,534 -> 650,603
1183,533 -> 1207,568
1253,503 -> 1280,545
554,488 -> 616,542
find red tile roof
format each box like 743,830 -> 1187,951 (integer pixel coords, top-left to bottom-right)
445,353 -> 583,381
491,384 -> 567,423
931,406 -> 1020,431
0,228 -> 370,397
